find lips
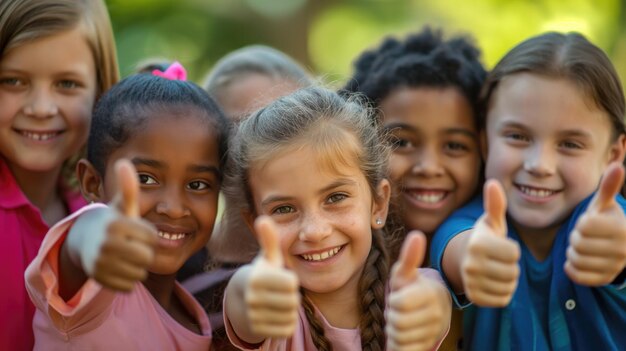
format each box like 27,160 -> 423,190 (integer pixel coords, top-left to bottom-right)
298,245 -> 344,262
402,188 -> 450,209
14,128 -> 64,141
515,184 -> 560,198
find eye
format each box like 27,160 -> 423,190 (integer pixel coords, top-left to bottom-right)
0,77 -> 25,87
57,80 -> 79,89
138,174 -> 158,185
444,141 -> 469,152
560,140 -> 583,150
187,180 -> 210,190
389,135 -> 414,149
272,205 -> 295,215
505,132 -> 530,143
327,193 -> 347,204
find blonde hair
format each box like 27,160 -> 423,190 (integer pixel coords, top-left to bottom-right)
0,0 -> 119,187
225,86 -> 393,351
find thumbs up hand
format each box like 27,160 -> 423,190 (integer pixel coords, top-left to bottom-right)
461,179 -> 520,307
245,216 -> 300,338
387,232 -> 452,351
565,162 -> 626,286
85,159 -> 157,292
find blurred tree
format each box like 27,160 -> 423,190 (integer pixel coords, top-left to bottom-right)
106,0 -> 624,89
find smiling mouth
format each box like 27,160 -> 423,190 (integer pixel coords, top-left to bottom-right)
406,190 -> 448,203
17,129 -> 63,141
301,245 -> 342,262
157,231 -> 188,241
517,185 -> 559,198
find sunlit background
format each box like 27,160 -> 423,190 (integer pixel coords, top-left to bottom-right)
106,0 -> 626,89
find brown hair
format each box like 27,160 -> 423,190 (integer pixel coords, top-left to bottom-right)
224,86 -> 391,350
0,0 -> 120,188
481,32 -> 625,139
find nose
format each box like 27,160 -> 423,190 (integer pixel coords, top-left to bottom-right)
411,146 -> 444,177
523,143 -> 555,177
298,211 -> 332,243
23,86 -> 58,118
156,187 -> 190,219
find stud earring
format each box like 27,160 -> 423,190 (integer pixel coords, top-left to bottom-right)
376,218 -> 383,225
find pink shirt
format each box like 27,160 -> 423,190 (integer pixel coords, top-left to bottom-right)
0,157 -> 86,351
25,204 -> 212,351
225,269 -> 448,351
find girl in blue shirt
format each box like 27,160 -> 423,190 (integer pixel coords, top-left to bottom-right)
431,32 -> 626,351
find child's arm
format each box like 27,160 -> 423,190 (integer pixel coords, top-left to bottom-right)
565,162 -> 626,286
58,160 -> 157,300
224,216 -> 300,344
387,232 -> 452,351
441,180 -> 521,307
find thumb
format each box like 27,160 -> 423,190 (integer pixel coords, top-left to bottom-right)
390,231 -> 426,291
113,159 -> 139,218
483,179 -> 507,236
255,216 -> 283,267
589,162 -> 624,212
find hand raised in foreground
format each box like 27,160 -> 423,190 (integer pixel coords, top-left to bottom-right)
461,179 -> 520,307
245,216 -> 300,338
83,159 -> 157,292
565,162 -> 626,286
387,231 -> 451,351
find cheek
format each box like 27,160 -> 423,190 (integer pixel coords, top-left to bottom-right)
388,154 -> 412,181
451,160 -> 481,198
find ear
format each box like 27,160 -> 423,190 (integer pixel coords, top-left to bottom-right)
371,178 -> 391,229
607,134 -> 626,164
77,159 -> 104,203
480,129 -> 488,161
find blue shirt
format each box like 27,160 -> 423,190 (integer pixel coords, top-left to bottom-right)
431,194 -> 626,351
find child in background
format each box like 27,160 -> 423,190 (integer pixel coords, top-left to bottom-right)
25,68 -> 229,349
204,44 -> 312,123
431,32 -> 626,350
343,27 -> 486,350
223,86 -> 451,351
0,0 -> 118,349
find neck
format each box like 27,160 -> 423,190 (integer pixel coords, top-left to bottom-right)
513,222 -> 560,261
305,267 -> 363,329
143,273 -> 177,309
8,163 -> 65,225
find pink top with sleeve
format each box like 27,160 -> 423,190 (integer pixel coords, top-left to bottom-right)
25,204 -> 212,351
225,268 -> 448,351
0,157 -> 86,351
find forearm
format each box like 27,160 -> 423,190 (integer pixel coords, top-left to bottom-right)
224,265 -> 265,344
441,230 -> 472,294
59,207 -> 111,300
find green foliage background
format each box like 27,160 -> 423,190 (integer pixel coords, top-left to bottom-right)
106,0 -> 626,89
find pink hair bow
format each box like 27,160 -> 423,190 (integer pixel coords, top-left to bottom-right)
152,61 -> 187,81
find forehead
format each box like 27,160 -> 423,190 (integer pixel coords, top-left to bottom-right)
488,73 -> 611,132
250,144 -> 368,195
1,27 -> 95,75
218,74 -> 301,121
380,87 -> 476,132
107,112 -> 220,171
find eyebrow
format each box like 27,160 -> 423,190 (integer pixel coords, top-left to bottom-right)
499,121 -> 592,139
260,178 -> 357,208
131,157 -> 221,177
384,122 -> 476,138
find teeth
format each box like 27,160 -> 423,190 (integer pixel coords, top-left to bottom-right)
157,231 -> 186,240
519,186 -> 555,198
302,246 -> 341,262
21,131 -> 59,141
410,191 -> 446,203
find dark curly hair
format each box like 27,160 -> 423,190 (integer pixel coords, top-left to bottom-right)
342,26 -> 487,124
